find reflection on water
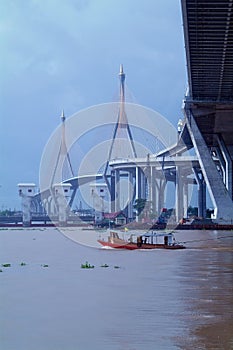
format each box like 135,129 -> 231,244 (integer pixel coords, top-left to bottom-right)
175,242 -> 233,349
0,229 -> 232,350
176,232 -> 233,350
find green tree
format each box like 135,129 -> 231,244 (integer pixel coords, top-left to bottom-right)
133,198 -> 147,216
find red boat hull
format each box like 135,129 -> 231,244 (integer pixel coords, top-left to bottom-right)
97,240 -> 186,250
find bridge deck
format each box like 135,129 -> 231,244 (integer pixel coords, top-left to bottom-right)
182,0 -> 233,102
182,0 -> 233,151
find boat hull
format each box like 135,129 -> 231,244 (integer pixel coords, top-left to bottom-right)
97,240 -> 186,250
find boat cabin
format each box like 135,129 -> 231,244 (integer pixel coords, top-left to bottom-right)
136,232 -> 175,246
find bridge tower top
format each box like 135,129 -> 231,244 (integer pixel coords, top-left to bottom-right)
50,110 -> 74,185
119,63 -> 125,100
61,109 -> 65,123
104,65 -> 137,176
117,64 -> 129,129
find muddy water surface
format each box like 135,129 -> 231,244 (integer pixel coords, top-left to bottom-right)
0,228 -> 232,349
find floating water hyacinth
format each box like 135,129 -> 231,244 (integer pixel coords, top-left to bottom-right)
81,261 -> 94,269
20,262 -> 26,266
100,264 -> 109,268
2,263 -> 11,267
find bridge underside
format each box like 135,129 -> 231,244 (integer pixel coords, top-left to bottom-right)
181,0 -> 233,222
182,0 -> 233,150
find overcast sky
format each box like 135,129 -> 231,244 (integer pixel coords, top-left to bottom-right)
0,0 -> 187,209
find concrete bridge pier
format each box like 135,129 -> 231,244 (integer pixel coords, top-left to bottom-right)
156,178 -> 166,216
53,183 -> 72,225
135,167 -> 148,221
18,183 -> 36,226
185,111 -> 233,223
110,170 -> 116,213
114,170 -> 121,212
193,168 -> 206,218
135,167 -> 141,200
183,182 -> 189,219
216,135 -> 233,200
147,166 -> 157,217
198,181 -> 206,219
127,170 -> 134,221
140,169 -> 147,200
175,166 -> 184,222
150,167 -> 157,217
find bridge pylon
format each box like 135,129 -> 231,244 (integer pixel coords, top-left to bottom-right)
103,65 -> 138,215
104,65 -> 137,175
51,110 -> 74,185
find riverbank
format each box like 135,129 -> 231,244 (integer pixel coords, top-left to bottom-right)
1,220 -> 233,231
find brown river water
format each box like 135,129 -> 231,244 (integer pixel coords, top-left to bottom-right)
0,228 -> 232,350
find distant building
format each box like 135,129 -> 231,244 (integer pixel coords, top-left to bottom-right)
103,211 -> 127,226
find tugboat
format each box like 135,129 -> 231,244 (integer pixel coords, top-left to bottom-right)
97,231 -> 186,250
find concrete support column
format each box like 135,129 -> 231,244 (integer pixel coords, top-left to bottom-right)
154,178 -> 161,215
53,183 -> 71,226
183,182 -> 189,218
90,183 -> 108,225
22,197 -> 32,226
157,179 -> 166,215
175,166 -> 184,222
135,167 -> 141,200
217,135 -> 233,200
198,184 -> 203,218
198,180 -> 206,218
140,170 -> 146,199
147,166 -> 156,216
193,169 -> 206,218
135,167 -> 141,222
18,183 -> 36,226
115,170 -> 120,212
127,170 -> 134,221
151,167 -> 157,216
198,178 -> 206,218
110,170 -> 115,213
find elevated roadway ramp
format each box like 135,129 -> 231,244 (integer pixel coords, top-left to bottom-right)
181,0 -> 233,222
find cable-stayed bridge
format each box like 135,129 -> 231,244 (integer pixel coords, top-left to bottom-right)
18,0 -> 233,226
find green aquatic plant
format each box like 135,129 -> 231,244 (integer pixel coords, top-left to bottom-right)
20,262 -> 26,266
42,264 -> 49,268
100,264 -> 109,268
2,263 -> 11,267
0,269 -> 3,272
114,265 -> 120,269
81,261 -> 94,269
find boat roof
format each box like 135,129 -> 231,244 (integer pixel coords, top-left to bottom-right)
127,231 -> 174,238
110,230 -> 174,238
142,232 -> 174,237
